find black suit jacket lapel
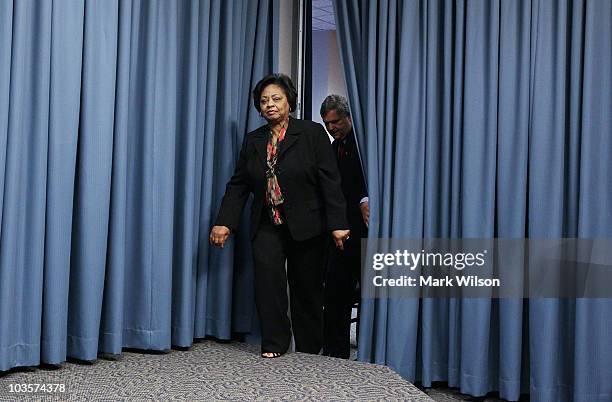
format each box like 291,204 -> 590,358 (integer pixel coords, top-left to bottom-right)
346,130 -> 357,156
278,117 -> 300,159
252,128 -> 268,167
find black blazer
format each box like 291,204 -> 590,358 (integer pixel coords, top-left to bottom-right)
333,130 -> 368,256
334,130 -> 368,236
215,117 -> 348,241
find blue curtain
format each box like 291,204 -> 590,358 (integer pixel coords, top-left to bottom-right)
0,0 -> 275,371
333,0 -> 611,401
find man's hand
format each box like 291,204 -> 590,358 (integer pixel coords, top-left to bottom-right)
209,225 -> 231,248
360,201 -> 369,227
332,229 -> 351,251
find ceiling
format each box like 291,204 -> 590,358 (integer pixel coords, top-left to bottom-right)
312,0 -> 336,31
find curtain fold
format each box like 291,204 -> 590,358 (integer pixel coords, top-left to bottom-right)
333,0 -> 611,401
0,0 -> 275,371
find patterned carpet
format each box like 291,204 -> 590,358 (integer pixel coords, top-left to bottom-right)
0,340 -> 432,401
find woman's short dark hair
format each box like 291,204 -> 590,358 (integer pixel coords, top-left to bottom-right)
252,74 -> 298,113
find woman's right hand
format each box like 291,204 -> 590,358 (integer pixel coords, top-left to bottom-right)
209,225 -> 231,248
332,229 -> 351,251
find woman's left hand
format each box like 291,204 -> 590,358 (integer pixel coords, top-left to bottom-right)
332,229 -> 351,251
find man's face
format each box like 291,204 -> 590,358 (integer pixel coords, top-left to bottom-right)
322,109 -> 352,141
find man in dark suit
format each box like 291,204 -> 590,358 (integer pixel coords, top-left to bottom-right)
320,95 -> 369,359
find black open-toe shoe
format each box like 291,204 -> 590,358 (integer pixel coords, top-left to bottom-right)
261,351 -> 284,358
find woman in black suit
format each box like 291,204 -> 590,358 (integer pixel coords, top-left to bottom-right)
209,74 -> 350,358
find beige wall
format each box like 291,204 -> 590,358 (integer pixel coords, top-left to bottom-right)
311,30 -> 347,126
277,0 -> 295,78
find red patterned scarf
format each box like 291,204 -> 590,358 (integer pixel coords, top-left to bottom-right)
265,127 -> 286,225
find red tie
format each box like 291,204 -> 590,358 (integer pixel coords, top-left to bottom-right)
337,141 -> 345,160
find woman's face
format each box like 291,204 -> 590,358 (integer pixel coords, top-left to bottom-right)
259,84 -> 290,124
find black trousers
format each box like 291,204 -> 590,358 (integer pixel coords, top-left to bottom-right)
251,217 -> 326,354
323,243 -> 361,359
